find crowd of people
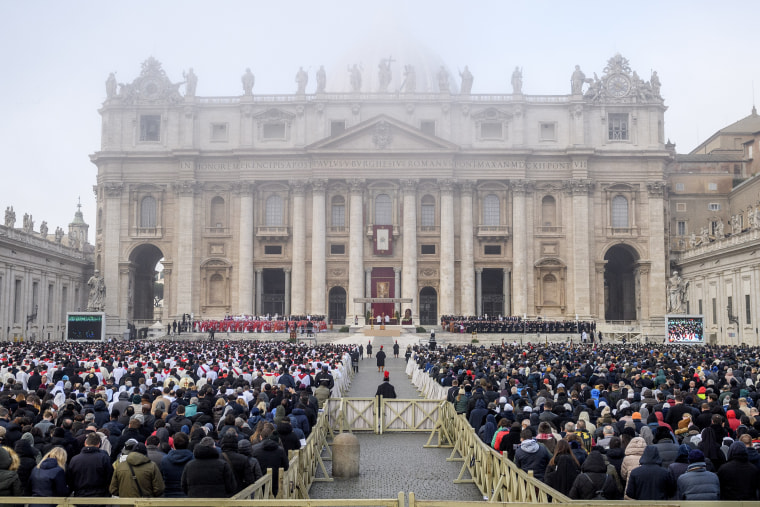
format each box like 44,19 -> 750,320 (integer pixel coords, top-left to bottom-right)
0,339 -> 353,501
410,341 -> 760,500
166,315 -> 328,336
440,315 -> 596,335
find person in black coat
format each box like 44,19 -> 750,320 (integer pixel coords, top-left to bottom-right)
252,425 -> 289,497
13,436 -> 37,495
375,372 -> 397,399
277,421 -> 302,453
624,445 -> 674,500
568,450 -> 619,500
375,346 -> 386,372
181,437 -> 236,498
544,439 -> 580,496
67,433 -> 113,500
159,432 -> 193,498
717,441 -> 760,500
219,432 -> 253,494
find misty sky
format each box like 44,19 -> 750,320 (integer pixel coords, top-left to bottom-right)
1,1 -> 757,233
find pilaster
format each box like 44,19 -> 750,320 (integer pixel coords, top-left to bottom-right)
290,181 -> 306,315
310,179 -> 327,315
459,180 -> 475,315
401,179 -> 418,318
438,179 -> 456,315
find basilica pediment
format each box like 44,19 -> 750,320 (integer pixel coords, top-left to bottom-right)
307,115 -> 459,153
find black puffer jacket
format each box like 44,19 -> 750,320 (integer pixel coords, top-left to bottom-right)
716,442 -> 759,500
569,451 -> 619,500
252,439 -> 289,497
180,444 -> 236,497
625,446 -> 674,500
220,434 -> 253,494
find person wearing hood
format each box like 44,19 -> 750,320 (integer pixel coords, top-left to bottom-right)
676,449 -> 720,500
159,432 -> 193,498
180,436 -> 235,497
29,447 -> 69,507
277,420 -> 302,452
219,431 -> 254,494
717,441 -> 760,499
620,436 -> 646,481
544,439 -> 580,496
92,398 -> 110,428
513,428 -> 552,481
236,439 -> 263,484
624,445 -> 674,500
479,414 -> 497,446
668,443 -> 692,484
653,426 -> 680,468
110,442 -> 164,497
67,432 -> 113,501
568,450 -> 619,500
252,423 -> 289,497
14,433 -> 38,494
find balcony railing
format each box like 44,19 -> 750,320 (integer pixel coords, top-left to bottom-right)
476,225 -> 510,238
256,226 -> 289,238
537,226 -> 562,234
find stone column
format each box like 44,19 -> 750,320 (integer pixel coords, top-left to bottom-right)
255,269 -> 263,316
646,181 -> 667,320
173,180 -> 199,319
290,181 -> 306,315
284,268 -> 291,316
439,179 -> 455,316
511,180 -> 530,316
237,183 -> 254,315
394,267 -> 401,318
503,269 -> 511,316
401,179 -> 418,319
365,268 -> 373,317
570,179 -> 593,318
310,180 -> 327,316
459,181 -> 475,315
475,268 -> 483,317
347,179 -> 365,325
102,183 -> 123,317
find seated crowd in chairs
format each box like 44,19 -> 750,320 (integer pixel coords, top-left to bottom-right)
440,315 -> 595,334
192,315 -> 327,334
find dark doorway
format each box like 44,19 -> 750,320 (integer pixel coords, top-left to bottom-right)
604,245 -> 637,321
129,244 -> 164,321
482,268 -> 504,316
262,269 -> 285,316
328,286 -> 346,325
419,287 -> 438,326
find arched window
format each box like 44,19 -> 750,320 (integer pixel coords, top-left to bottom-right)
611,195 -> 629,228
140,196 -> 157,228
542,274 -> 558,305
210,196 -> 225,228
483,194 -> 500,226
375,194 -> 392,225
541,195 -> 556,227
265,195 -> 283,226
331,195 -> 345,228
420,194 -> 435,228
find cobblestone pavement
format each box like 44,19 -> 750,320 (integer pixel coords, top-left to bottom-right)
308,331 -> 484,503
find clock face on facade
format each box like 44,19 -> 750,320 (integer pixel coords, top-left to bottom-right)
607,74 -> 631,97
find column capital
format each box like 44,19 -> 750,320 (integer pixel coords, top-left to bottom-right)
284,267 -> 292,274
289,180 -> 307,195
347,178 -> 365,194
103,182 -> 124,198
437,178 -> 457,194
172,180 -> 202,196
400,178 -> 419,193
310,179 -> 328,193
458,180 -> 476,194
255,268 -> 263,274
393,266 -> 401,274
568,178 -> 594,195
475,267 -> 483,274
510,179 -> 534,195
365,267 -> 373,274
647,180 -> 666,197
232,182 -> 255,196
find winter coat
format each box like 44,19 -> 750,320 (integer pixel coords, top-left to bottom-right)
479,415 -> 497,445
277,423 -> 302,453
0,448 -> 21,507
110,451 -> 165,497
93,400 -> 110,428
491,427 -> 509,452
620,436 -> 647,481
67,446 -> 113,497
569,451 -> 619,500
236,439 -> 263,484
604,446 -> 624,477
29,458 -> 69,507
181,444 -> 236,498
375,350 -> 386,367
543,454 -> 579,496
159,448 -> 194,497
220,436 -> 254,494
513,439 -> 552,481
375,381 -> 396,399
14,438 -> 37,495
716,441 -> 760,500
654,438 -> 680,468
625,446 -> 674,500
468,398 -> 488,432
289,408 -> 311,437
676,461 -> 720,500
252,438 -> 289,497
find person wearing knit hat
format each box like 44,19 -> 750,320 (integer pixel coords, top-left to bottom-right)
375,370 -> 396,399
676,448 -> 719,500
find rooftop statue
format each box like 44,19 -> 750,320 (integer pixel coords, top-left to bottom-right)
349,64 -> 362,93
242,68 -> 255,95
571,65 -> 585,95
4,206 -> 15,228
511,66 -> 522,94
377,57 -> 393,92
403,65 -> 416,93
459,66 -> 473,95
105,72 -> 117,99
39,221 -> 48,239
183,68 -> 197,97
295,66 -> 308,94
316,65 -> 326,94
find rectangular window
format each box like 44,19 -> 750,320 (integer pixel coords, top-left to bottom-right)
708,182 -> 717,191
698,299 -> 703,316
331,203 -> 345,228
139,115 -> 161,142
47,284 -> 54,323
330,121 -> 346,137
484,245 -> 501,255
677,221 -> 686,236
420,121 -> 436,136
60,286 -> 68,320
675,183 -> 685,191
608,113 -> 629,140
330,244 -> 345,255
676,203 -> 687,212
13,279 -> 21,324
421,244 -> 436,255
262,123 -> 286,140
480,122 -> 503,139
264,245 -> 282,255
210,123 -> 228,142
708,203 -> 721,211
539,122 -> 556,141
32,282 -> 38,323
746,294 -> 752,324
712,297 -> 717,325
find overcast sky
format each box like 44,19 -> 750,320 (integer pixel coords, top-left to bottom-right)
1,1 -> 757,233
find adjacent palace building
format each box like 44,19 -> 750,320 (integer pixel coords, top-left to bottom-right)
91,53 -> 670,334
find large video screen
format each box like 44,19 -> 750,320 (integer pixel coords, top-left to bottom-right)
66,312 -> 106,342
665,315 -> 704,344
